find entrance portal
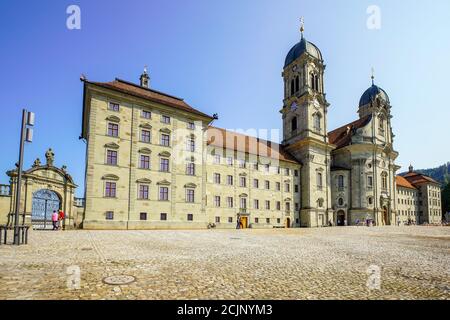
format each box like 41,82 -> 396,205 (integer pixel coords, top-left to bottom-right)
31,189 -> 61,230
285,218 -> 291,228
382,206 -> 389,226
337,211 -> 346,226
240,216 -> 248,229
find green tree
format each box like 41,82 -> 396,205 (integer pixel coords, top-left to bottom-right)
442,182 -> 450,218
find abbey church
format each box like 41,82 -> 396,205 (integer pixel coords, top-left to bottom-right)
1,25 -> 442,229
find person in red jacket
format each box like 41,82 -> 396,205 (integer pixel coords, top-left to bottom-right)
58,210 -> 65,230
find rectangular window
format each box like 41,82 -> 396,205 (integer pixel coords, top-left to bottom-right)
141,110 -> 151,119
107,123 -> 119,137
162,115 -> 171,124
228,217 -> 233,223
160,134 -> 170,147
227,175 -> 233,186
254,199 -> 259,209
106,150 -> 117,165
277,218 -> 281,224
159,187 -> 169,201
265,164 -> 270,172
227,197 -> 233,208
160,213 -> 167,221
285,183 -> 290,192
265,200 -> 270,210
255,218 -> 259,224
276,201 -> 281,210
139,185 -> 149,200
160,158 -> 169,172
214,154 -> 221,164
266,218 -> 270,224
276,182 -> 281,191
214,196 -> 221,207
227,157 -> 233,166
253,163 -> 259,170
294,170 -> 299,177
140,212 -> 147,220
285,168 -> 290,176
186,162 -> 195,175
214,173 -> 221,184
141,130 -> 151,143
238,160 -> 246,168
265,181 -> 270,190
140,155 -> 150,169
368,176 -> 373,187
187,122 -> 195,130
295,203 -> 299,211
286,202 -> 291,212
253,179 -> 259,188
215,216 -> 220,223
187,214 -> 193,221
186,189 -> 195,203
108,102 -> 119,111
240,198 -> 247,209
294,184 -> 299,193
240,177 -> 246,188
105,211 -> 114,220
105,182 -> 116,198
187,138 -> 195,152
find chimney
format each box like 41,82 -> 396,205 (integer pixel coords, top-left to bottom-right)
140,66 -> 150,88
409,164 -> 413,173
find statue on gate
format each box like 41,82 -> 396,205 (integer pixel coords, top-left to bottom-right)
45,148 -> 55,166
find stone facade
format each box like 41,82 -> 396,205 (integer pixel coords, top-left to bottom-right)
74,27 -> 443,229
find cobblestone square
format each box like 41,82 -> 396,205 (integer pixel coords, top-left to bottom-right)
0,226 -> 449,300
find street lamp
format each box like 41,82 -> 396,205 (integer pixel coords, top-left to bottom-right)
13,109 -> 35,245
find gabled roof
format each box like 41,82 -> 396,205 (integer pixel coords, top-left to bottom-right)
207,127 -> 299,164
328,115 -> 372,149
396,175 -> 417,190
84,78 -> 214,119
403,171 -> 440,186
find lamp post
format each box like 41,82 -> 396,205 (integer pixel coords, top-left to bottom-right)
13,109 -> 34,245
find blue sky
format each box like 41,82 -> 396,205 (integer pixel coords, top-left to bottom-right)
1,0 -> 449,197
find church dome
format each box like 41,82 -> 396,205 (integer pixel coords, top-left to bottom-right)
359,83 -> 390,107
284,37 -> 322,68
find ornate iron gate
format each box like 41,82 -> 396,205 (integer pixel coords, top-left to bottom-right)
31,189 -> 60,230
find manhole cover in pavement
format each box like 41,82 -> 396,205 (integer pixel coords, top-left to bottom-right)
102,275 -> 136,285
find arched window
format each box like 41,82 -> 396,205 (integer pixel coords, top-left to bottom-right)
313,113 -> 321,131
317,198 -> 324,208
315,75 -> 319,92
295,76 -> 300,92
291,116 -> 298,131
317,172 -> 323,189
338,175 -> 344,189
290,79 -> 295,96
310,73 -> 315,89
338,198 -> 344,206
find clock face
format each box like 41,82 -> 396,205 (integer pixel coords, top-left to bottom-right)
292,65 -> 298,72
290,102 -> 298,111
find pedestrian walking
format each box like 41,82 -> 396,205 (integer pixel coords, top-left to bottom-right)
58,210 -> 65,230
52,211 -> 59,230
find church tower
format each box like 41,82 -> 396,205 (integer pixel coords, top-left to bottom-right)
281,20 -> 335,227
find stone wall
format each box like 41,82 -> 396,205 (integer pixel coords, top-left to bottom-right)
0,195 -> 11,224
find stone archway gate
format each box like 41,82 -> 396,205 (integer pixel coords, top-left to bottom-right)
6,149 -> 78,229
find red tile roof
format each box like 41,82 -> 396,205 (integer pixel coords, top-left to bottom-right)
86,78 -> 214,119
396,175 -> 417,190
207,127 -> 299,164
403,171 -> 440,186
328,115 -> 372,148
